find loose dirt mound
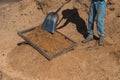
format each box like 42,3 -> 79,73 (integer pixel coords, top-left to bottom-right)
0,0 -> 120,80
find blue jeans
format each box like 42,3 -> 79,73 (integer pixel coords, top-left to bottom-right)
88,0 -> 107,37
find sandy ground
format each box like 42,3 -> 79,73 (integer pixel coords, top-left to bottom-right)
0,0 -> 120,80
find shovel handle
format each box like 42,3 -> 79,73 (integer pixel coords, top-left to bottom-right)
55,0 -> 71,13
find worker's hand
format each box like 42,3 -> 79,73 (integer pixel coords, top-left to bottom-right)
65,0 -> 71,3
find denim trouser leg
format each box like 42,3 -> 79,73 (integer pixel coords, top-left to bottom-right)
88,2 -> 96,35
96,2 -> 107,37
88,1 -> 107,37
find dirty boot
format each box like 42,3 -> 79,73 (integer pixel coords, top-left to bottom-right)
98,36 -> 104,46
82,34 -> 93,43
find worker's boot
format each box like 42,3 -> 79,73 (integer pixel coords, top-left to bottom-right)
82,34 -> 93,43
98,36 -> 104,46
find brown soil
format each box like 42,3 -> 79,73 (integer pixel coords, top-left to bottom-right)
0,0 -> 120,80
27,27 -> 73,55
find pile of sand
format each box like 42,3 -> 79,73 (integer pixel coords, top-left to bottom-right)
0,0 -> 120,80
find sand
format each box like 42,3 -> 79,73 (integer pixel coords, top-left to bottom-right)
0,0 -> 120,80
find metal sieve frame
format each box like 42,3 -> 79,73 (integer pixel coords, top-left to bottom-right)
17,27 -> 77,60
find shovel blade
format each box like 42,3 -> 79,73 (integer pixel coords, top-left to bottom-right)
42,12 -> 59,33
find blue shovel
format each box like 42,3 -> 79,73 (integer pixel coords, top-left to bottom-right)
41,0 -> 70,33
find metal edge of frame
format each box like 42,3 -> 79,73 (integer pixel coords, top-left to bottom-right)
17,27 -> 52,60
50,44 -> 77,59
51,31 -> 77,59
17,27 -> 77,60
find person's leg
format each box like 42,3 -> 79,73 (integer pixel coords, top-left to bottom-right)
96,1 -> 107,46
97,1 -> 107,37
88,1 -> 97,35
82,1 -> 97,43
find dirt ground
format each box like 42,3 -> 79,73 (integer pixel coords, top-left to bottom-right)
0,0 -> 120,80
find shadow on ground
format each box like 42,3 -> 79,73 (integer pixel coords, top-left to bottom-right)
0,0 -> 21,3
57,8 -> 88,38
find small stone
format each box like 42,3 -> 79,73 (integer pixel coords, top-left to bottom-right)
2,54 -> 5,56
